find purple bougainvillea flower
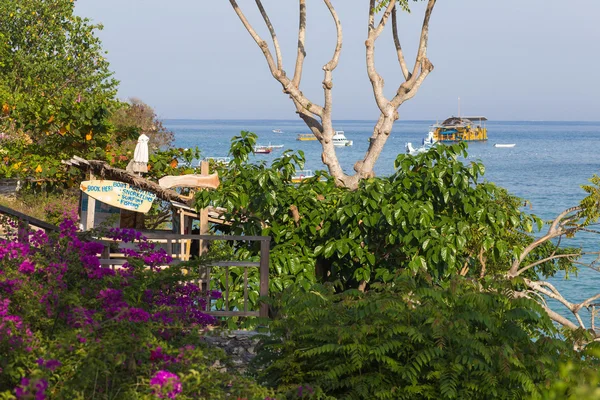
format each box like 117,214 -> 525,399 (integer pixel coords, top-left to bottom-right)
150,370 -> 182,399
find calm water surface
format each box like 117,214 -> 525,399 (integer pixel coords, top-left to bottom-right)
166,119 -> 600,311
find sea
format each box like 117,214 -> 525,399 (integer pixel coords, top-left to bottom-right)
166,119 -> 600,321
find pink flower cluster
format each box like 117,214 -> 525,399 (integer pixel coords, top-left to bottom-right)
0,215 -> 218,397
150,370 -> 182,399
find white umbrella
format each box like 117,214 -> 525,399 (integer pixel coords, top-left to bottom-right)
126,134 -> 149,174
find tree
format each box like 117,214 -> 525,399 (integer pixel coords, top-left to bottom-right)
201,132 -> 600,346
109,98 -> 175,154
0,0 -> 119,184
505,176 -> 600,344
228,0 -> 435,189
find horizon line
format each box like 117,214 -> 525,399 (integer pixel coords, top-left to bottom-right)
160,117 -> 600,123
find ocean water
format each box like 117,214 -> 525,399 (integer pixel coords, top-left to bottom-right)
166,119 -> 600,313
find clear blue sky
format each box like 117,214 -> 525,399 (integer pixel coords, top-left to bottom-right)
75,1 -> 600,121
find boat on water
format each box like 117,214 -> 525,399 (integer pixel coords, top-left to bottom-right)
291,169 -> 314,183
405,131 -> 437,156
253,145 -> 273,154
202,156 -> 231,165
297,133 -> 317,141
494,143 -> 516,148
272,129 -> 283,133
333,130 -> 353,147
266,143 -> 284,149
431,116 -> 488,142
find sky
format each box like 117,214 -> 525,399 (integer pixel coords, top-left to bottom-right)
75,1 -> 600,121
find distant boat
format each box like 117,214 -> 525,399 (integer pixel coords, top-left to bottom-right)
253,145 -> 273,154
202,156 -> 231,165
431,116 -> 488,142
405,131 -> 437,155
272,129 -> 283,133
494,143 -> 516,148
297,133 -> 317,141
291,169 -> 314,183
266,143 -> 284,149
332,130 -> 353,147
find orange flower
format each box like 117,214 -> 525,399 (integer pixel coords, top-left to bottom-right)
169,159 -> 179,168
85,131 -> 92,141
2,103 -> 9,114
47,115 -> 54,123
35,164 -> 43,173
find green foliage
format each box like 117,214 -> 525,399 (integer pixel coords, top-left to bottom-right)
108,98 -> 175,153
0,0 -> 119,183
197,133 -> 572,304
374,0 -> 424,13
254,277 -> 600,399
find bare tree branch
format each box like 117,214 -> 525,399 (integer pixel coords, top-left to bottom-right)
230,0 -> 438,189
515,253 -> 580,277
513,290 -> 580,332
292,0 -> 307,87
525,279 -> 587,330
391,0 -> 436,108
366,0 -> 396,114
509,206 -> 582,276
228,0 -> 324,117
391,5 -> 410,81
322,0 -> 343,115
255,0 -> 283,70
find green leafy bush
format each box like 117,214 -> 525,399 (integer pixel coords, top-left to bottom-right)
253,277 -> 600,399
197,132 -> 574,302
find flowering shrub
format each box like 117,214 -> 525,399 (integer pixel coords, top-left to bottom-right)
150,370 -> 182,399
0,216 -> 273,399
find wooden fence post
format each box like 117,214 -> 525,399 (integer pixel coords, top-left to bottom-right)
259,238 -> 270,318
199,161 -> 209,256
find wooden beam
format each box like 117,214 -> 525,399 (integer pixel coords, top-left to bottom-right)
158,173 -> 220,190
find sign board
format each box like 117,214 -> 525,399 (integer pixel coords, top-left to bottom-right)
80,180 -> 156,213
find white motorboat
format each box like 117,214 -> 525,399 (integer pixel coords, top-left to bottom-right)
272,129 -> 283,133
332,130 -> 353,147
405,131 -> 438,156
494,143 -> 516,148
405,142 -> 429,156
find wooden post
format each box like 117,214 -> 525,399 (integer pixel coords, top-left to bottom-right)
199,161 -> 209,256
259,238 -> 270,318
179,209 -> 185,261
86,173 -> 96,231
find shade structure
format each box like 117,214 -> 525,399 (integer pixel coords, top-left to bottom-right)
126,134 -> 149,173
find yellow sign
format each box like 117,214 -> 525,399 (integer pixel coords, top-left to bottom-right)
80,180 -> 156,213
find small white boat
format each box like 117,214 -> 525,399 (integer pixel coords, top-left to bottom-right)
494,143 -> 516,148
266,143 -> 284,149
405,142 -> 430,156
405,131 -> 438,156
332,130 -> 353,147
272,129 -> 283,133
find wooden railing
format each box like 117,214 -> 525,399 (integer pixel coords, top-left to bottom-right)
98,232 -> 271,319
0,203 -> 60,236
